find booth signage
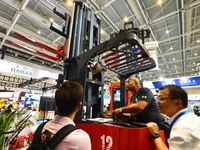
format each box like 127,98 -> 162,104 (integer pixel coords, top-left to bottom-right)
0,92 -> 14,98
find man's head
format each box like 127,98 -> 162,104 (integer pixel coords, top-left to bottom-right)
126,77 -> 141,93
55,80 -> 83,116
157,84 -> 188,117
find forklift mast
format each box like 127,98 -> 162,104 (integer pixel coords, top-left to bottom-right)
63,1 -> 102,123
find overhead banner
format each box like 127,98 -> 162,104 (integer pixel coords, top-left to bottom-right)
152,76 -> 200,88
0,59 -> 58,79
145,41 -> 159,49
0,59 -> 34,77
148,50 -> 159,70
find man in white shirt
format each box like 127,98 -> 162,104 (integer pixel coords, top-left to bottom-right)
147,84 -> 200,150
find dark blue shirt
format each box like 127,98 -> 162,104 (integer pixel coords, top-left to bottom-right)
131,87 -> 162,123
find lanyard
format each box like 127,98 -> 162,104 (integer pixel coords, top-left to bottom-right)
169,110 -> 189,134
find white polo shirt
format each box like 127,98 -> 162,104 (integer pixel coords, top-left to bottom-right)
168,109 -> 200,150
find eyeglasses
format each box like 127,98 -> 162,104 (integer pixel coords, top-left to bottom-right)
156,97 -> 177,101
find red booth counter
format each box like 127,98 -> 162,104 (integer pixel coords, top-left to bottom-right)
76,123 -> 165,150
77,123 -> 120,150
119,126 -> 165,150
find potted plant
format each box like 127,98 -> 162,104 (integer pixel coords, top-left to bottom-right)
0,103 -> 34,150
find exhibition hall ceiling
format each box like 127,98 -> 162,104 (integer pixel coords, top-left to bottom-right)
0,0 -> 200,91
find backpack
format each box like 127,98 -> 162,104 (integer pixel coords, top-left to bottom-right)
27,121 -> 78,150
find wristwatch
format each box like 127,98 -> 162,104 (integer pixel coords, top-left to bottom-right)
118,108 -> 123,113
150,132 -> 160,139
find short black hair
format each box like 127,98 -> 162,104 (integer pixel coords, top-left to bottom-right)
55,80 -> 83,116
159,84 -> 188,108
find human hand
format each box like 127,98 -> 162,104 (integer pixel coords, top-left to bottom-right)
112,108 -> 123,116
146,122 -> 159,134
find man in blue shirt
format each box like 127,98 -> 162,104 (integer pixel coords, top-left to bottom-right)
113,77 -> 162,124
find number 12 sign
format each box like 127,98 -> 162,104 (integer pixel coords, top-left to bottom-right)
101,135 -> 113,150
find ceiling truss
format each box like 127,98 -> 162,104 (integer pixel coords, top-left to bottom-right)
0,0 -> 200,91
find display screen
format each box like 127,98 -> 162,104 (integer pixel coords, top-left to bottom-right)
39,96 -> 56,111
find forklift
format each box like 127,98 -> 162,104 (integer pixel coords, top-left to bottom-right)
53,1 -> 166,149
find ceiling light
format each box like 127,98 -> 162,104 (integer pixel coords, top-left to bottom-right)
50,18 -> 53,22
123,17 -> 129,22
67,0 -> 73,6
165,30 -> 169,34
170,47 -> 173,50
197,40 -> 200,43
37,31 -> 41,34
193,62 -> 195,64
195,53 -> 197,56
157,0 -> 162,5
173,58 -> 175,60
175,65 -> 177,68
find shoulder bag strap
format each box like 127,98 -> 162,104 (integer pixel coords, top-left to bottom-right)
31,121 -> 49,144
47,124 -> 79,149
